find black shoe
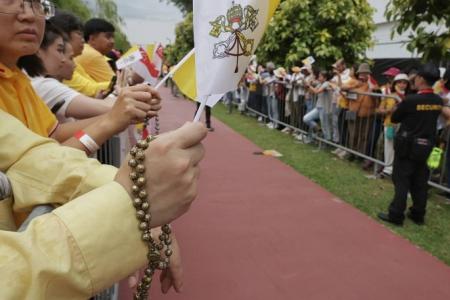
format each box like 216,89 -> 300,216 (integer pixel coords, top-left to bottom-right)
378,212 -> 403,226
407,212 -> 424,226
207,127 -> 215,132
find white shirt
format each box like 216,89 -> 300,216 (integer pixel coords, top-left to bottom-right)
316,81 -> 333,113
31,77 -> 80,122
291,73 -> 306,98
331,68 -> 351,103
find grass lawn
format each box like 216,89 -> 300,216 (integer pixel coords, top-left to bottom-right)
213,103 -> 450,266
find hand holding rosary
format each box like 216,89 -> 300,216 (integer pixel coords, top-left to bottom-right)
128,135 -> 173,300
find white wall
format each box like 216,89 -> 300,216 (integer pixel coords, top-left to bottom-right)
366,22 -> 418,59
366,0 -> 443,59
366,0 -> 417,59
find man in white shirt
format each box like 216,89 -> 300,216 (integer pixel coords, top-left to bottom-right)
331,59 -> 351,152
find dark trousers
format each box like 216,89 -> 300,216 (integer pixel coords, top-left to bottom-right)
248,92 -> 256,110
261,95 -> 268,116
196,102 -> 211,128
338,108 -> 349,146
347,116 -> 372,154
253,93 -> 263,114
366,116 -> 383,157
389,156 -> 430,222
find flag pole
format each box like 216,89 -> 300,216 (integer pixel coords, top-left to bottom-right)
193,96 -> 209,122
155,48 -> 195,90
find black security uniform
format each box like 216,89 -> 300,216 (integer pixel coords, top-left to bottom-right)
387,89 -> 443,223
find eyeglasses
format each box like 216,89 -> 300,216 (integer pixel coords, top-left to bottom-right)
0,0 -> 55,18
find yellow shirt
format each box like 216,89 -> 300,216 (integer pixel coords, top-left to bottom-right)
64,62 -> 110,97
378,97 -> 398,126
0,63 -> 57,137
0,110 -> 147,299
75,44 -> 114,83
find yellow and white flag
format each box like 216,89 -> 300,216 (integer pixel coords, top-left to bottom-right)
171,49 -> 196,100
193,0 -> 280,97
171,49 -> 223,107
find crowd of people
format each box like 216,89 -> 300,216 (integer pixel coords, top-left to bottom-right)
230,58 -> 450,225
0,2 -> 207,298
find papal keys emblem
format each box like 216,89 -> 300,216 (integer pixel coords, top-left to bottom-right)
209,1 -> 259,73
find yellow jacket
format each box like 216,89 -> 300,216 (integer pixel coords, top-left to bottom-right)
64,63 -> 110,97
74,44 -> 115,83
0,62 -> 57,137
378,97 -> 398,126
0,110 -> 146,299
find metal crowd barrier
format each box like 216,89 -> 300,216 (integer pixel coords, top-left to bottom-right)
94,136 -> 125,300
96,135 -> 123,168
93,285 -> 119,300
238,80 -> 450,195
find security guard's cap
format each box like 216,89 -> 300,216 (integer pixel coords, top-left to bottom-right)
417,63 -> 440,86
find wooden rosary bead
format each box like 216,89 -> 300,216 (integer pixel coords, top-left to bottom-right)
128,135 -> 171,300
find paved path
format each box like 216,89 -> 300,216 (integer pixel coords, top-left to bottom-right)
120,88 -> 450,300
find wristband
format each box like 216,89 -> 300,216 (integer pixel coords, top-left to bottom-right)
74,130 -> 100,154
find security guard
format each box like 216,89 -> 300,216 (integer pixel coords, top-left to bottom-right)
378,63 -> 442,226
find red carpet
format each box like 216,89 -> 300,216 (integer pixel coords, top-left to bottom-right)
119,88 -> 450,300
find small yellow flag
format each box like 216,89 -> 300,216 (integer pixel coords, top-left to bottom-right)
172,51 -> 197,101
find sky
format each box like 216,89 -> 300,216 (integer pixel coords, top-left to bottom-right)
86,0 -> 184,45
85,1 -> 390,47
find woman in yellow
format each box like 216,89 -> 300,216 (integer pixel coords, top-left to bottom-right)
0,0 -> 160,155
378,73 -> 410,176
1,2 -> 165,233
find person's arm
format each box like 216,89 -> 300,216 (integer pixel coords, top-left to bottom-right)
442,107 -> 450,120
342,80 -> 361,92
336,73 -> 343,88
51,85 -> 162,154
258,74 -> 267,85
391,100 -> 408,123
377,99 -> 388,114
65,94 -> 112,119
296,75 -> 305,87
309,82 -> 329,94
1,112 -> 207,298
64,68 -> 110,97
1,110 -> 117,210
0,182 -> 146,299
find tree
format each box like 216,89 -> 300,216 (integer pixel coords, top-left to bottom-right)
256,0 -> 375,68
164,12 -> 194,65
53,0 -> 92,21
95,0 -> 123,25
161,0 -> 192,15
385,0 -> 450,62
94,0 -> 130,51
53,0 -> 131,51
